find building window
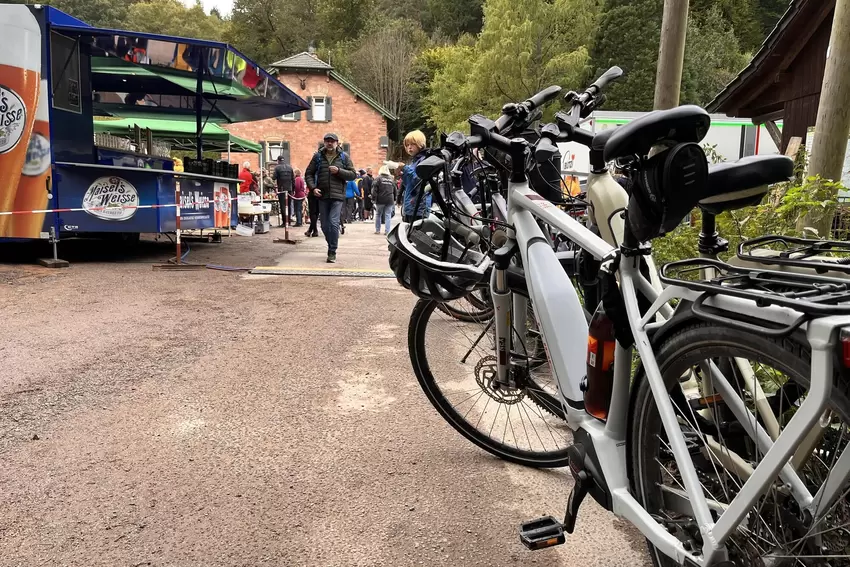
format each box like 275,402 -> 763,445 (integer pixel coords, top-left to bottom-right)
312,96 -> 326,122
279,112 -> 297,121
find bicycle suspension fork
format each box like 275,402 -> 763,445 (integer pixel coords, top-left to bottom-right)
491,240 -> 519,387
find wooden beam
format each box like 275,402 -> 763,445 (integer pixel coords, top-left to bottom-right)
654,0 -> 689,110
751,109 -> 785,124
808,0 -> 850,183
765,120 -> 783,147
785,136 -> 803,158
776,1 -> 836,74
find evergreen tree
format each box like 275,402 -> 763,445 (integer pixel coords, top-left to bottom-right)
588,0 -> 663,111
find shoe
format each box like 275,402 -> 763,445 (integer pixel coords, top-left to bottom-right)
327,252 -> 337,263
305,230 -> 311,237
341,226 -> 345,235
374,231 -> 381,234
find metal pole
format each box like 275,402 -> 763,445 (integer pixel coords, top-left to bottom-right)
284,190 -> 290,241
175,180 -> 182,265
196,48 -> 204,160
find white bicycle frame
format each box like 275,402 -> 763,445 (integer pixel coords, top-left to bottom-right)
489,169 -> 850,566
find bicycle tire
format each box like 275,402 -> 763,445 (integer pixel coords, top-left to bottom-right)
630,321 -> 850,566
435,288 -> 493,323
409,297 -> 571,468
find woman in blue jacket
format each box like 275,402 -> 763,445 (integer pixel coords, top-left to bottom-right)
344,178 -> 360,225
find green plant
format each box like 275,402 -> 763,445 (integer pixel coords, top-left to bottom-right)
652,145 -> 848,268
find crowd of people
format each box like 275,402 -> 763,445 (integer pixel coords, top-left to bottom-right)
236,130 -> 431,264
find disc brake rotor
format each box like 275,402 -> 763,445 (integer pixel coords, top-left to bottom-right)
475,355 -> 525,404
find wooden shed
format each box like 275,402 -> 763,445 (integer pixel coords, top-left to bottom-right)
707,0 -> 835,153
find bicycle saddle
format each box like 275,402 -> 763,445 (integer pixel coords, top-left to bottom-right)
596,105 -> 711,162
699,155 -> 794,215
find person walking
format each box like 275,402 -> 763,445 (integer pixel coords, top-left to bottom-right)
291,168 -> 306,227
361,168 -> 374,221
305,133 -> 356,263
372,165 -> 396,235
344,178 -> 359,224
272,155 -> 295,227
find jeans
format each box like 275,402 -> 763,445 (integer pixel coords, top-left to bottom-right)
319,199 -> 343,253
345,197 -> 357,222
375,203 -> 393,234
293,199 -> 303,226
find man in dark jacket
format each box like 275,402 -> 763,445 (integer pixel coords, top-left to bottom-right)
304,133 -> 356,263
273,155 -> 295,227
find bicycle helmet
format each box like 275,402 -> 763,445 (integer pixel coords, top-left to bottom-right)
387,219 -> 491,302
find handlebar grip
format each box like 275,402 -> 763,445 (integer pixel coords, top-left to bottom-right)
525,85 -> 563,111
589,66 -> 624,93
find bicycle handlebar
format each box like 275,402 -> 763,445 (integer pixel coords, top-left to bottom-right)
589,66 -> 623,95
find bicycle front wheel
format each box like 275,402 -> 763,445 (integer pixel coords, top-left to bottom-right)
408,297 -> 571,468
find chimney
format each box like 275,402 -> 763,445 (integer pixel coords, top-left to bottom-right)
307,41 -> 316,54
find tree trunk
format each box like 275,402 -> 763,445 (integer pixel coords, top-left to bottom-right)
800,0 -> 850,237
654,0 -> 689,110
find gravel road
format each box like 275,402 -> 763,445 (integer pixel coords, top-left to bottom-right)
0,221 -> 649,566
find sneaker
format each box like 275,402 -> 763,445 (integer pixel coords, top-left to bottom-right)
327,252 -> 337,263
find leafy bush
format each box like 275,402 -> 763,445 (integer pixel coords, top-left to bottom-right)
651,145 -> 848,267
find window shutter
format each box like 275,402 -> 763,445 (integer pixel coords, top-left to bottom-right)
379,136 -> 388,148
306,97 -> 313,121
342,142 -> 350,156
295,111 -> 301,122
325,96 -> 332,122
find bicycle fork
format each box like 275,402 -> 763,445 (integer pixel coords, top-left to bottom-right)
490,241 -> 518,388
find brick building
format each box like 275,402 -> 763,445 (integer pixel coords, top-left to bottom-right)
224,51 -> 397,175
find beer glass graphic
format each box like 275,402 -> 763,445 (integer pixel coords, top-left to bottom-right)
0,6 -> 41,237
9,79 -> 50,238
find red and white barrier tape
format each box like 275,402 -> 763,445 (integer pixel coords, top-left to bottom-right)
0,190 -> 309,217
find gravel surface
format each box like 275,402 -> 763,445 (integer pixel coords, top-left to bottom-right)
0,222 -> 649,566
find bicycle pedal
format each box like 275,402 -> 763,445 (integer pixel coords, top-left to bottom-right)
519,516 -> 566,550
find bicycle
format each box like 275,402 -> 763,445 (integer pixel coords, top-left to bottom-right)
388,69 -> 850,565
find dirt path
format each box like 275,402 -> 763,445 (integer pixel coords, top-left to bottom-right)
0,221 -> 648,566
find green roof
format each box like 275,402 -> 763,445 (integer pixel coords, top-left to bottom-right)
93,115 -> 261,153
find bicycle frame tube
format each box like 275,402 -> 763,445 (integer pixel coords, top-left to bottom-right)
499,176 -> 850,565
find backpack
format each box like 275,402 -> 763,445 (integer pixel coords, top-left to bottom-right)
310,150 -> 349,188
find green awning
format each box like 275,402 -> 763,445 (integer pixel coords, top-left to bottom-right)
93,115 -> 261,153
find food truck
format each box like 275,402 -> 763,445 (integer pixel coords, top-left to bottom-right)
0,4 -> 308,251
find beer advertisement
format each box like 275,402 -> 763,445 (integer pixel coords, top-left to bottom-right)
0,5 -> 42,238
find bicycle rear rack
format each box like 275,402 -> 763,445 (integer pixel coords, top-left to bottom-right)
737,235 -> 850,276
659,258 -> 850,336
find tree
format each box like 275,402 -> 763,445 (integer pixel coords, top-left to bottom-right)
757,0 -> 791,39
422,0 -> 484,39
226,0 -> 317,64
689,0 -> 762,52
681,6 -> 750,107
589,0 -> 663,111
6,0 -> 132,28
349,20 -> 427,136
318,0 -> 376,43
427,0 -> 598,133
125,0 -> 227,41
